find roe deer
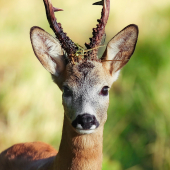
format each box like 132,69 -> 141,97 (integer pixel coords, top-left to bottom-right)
0,0 -> 138,169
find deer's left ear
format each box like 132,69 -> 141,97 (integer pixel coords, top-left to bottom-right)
101,24 -> 138,82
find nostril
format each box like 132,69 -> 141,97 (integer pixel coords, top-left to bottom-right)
87,116 -> 93,123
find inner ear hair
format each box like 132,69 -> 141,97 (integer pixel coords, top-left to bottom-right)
30,26 -> 65,76
101,24 -> 138,75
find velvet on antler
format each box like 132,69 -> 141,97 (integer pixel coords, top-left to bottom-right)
43,0 -> 78,58
85,0 -> 110,59
43,0 -> 110,63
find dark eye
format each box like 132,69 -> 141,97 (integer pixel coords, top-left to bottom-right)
100,86 -> 109,96
63,86 -> 72,97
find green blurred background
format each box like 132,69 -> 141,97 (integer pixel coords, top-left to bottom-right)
0,0 -> 170,169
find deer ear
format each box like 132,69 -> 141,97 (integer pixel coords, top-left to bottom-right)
30,26 -> 65,77
101,24 -> 138,82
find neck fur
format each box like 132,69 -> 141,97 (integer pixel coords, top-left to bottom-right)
53,115 -> 103,170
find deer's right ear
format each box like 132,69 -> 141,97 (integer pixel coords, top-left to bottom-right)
30,26 -> 65,77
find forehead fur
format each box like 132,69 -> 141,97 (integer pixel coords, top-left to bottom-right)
64,60 -> 110,89
78,61 -> 95,77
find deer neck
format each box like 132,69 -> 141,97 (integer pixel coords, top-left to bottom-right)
53,115 -> 103,170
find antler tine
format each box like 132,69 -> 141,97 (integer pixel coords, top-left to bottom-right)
85,0 -> 110,59
43,0 -> 77,57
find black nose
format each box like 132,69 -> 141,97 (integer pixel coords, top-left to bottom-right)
72,114 -> 99,130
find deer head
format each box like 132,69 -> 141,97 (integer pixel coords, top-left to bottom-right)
30,0 -> 138,135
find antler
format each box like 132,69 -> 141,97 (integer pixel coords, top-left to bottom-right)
43,0 -> 110,62
85,0 -> 110,59
43,0 -> 78,58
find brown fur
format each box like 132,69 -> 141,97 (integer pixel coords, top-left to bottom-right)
0,142 -> 57,170
0,116 -> 103,170
53,115 -> 103,170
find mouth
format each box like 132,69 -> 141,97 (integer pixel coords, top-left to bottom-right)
72,114 -> 99,134
74,128 -> 96,134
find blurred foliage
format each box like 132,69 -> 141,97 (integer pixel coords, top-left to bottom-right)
0,0 -> 170,169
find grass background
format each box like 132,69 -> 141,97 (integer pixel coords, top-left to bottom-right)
0,0 -> 170,169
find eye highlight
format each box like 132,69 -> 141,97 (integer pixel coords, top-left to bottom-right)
100,86 -> 109,96
63,86 -> 72,97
